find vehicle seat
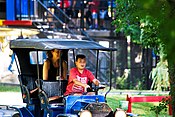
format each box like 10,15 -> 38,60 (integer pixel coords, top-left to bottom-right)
18,74 -> 39,102
37,80 -> 68,117
36,79 -> 68,103
18,74 -> 40,116
38,90 -> 64,117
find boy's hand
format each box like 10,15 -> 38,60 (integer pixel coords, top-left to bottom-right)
84,84 -> 91,92
93,79 -> 100,86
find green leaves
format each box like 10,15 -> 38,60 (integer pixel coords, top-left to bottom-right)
113,0 -> 172,53
150,97 -> 170,116
150,60 -> 169,91
113,0 -> 162,50
139,16 -> 162,49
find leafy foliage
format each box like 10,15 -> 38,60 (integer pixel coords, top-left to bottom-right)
113,0 -> 169,52
150,60 -> 169,91
113,0 -> 141,42
115,76 -> 128,89
139,16 -> 161,49
150,97 -> 170,116
113,0 -> 167,92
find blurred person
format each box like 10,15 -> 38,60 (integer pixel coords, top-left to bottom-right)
99,0 -> 108,29
64,54 -> 100,96
71,0 -> 82,27
85,4 -> 93,29
90,0 -> 100,29
60,0 -> 72,18
43,49 -> 67,81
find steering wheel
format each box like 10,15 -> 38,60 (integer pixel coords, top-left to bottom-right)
87,84 -> 106,92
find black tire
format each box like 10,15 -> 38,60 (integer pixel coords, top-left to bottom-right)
12,113 -> 20,117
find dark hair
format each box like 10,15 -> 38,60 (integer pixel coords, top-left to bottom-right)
47,49 -> 61,59
76,54 -> 86,61
46,50 -> 53,59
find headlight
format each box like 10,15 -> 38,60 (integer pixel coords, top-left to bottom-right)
114,110 -> 127,117
79,110 -> 92,117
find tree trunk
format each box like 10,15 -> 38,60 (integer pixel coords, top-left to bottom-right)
168,59 -> 175,116
166,0 -> 175,116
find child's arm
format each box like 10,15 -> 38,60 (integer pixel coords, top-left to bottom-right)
92,79 -> 100,86
73,79 -> 91,92
73,79 -> 90,88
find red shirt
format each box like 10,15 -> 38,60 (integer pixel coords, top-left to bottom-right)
64,68 -> 95,96
90,0 -> 100,12
60,0 -> 70,8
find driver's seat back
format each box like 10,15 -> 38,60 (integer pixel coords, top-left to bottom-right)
37,80 -> 67,117
18,74 -> 38,103
18,74 -> 41,117
41,80 -> 68,97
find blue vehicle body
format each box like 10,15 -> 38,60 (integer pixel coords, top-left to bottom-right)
16,95 -> 110,117
64,95 -> 106,114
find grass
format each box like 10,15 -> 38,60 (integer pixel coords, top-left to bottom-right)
106,94 -> 172,117
0,84 -> 21,92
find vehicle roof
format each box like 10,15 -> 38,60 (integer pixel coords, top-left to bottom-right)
10,38 -> 116,51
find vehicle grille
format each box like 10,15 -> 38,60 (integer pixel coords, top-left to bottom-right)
84,102 -> 113,117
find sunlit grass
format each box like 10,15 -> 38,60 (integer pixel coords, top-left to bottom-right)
106,95 -> 126,110
0,84 -> 20,92
106,94 -> 171,117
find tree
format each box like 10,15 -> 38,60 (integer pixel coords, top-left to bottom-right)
113,0 -> 175,115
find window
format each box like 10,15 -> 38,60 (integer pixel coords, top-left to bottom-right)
29,51 -> 47,64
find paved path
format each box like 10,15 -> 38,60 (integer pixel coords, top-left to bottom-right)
0,92 -> 25,106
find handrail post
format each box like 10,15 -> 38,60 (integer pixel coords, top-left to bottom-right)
95,50 -> 99,95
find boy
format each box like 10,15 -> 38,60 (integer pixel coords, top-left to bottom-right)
64,54 -> 100,96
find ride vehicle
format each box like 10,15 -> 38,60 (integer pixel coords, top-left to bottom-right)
2,38 -> 127,117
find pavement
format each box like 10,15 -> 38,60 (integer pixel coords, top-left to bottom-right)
0,92 -> 25,117
0,92 -> 25,106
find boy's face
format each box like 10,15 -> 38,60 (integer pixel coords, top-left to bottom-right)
76,58 -> 86,70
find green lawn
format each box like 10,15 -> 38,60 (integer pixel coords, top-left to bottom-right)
0,84 -> 20,92
106,94 -> 171,117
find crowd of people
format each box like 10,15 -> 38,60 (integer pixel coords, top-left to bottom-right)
46,0 -> 113,30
